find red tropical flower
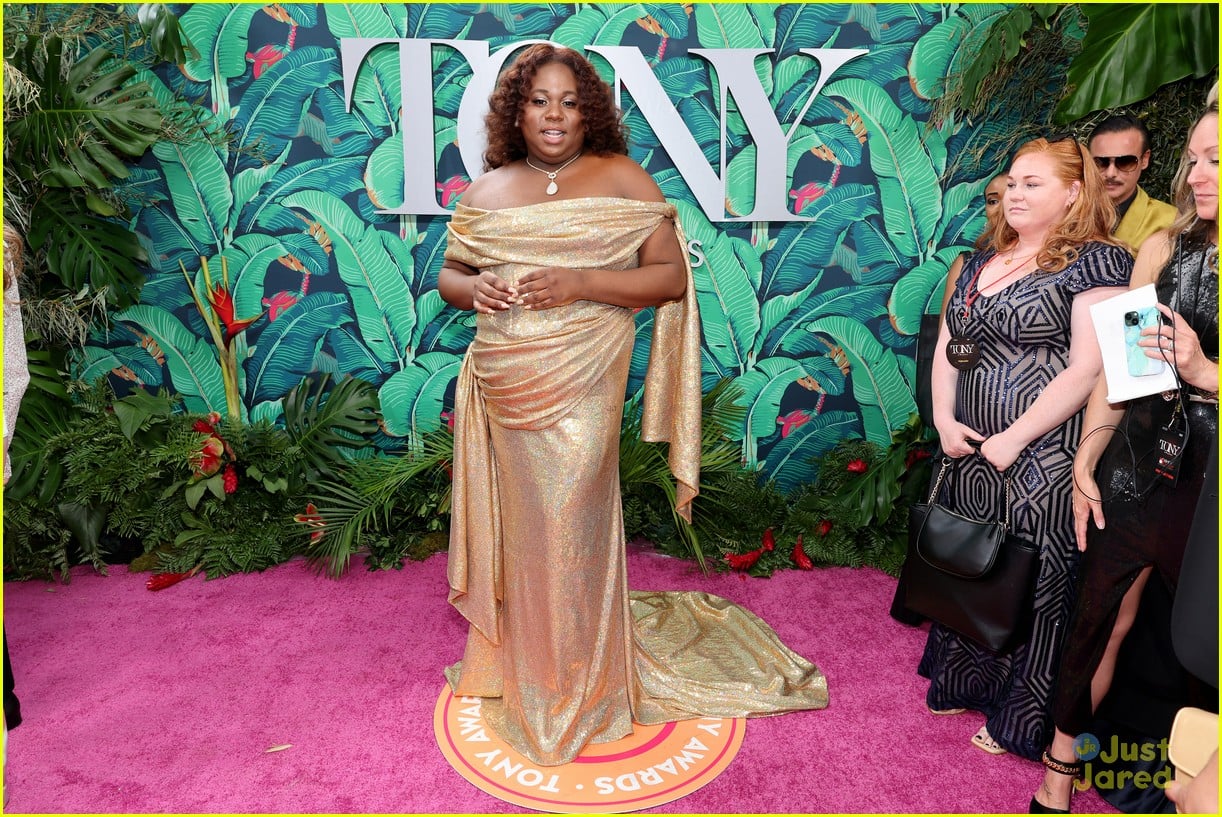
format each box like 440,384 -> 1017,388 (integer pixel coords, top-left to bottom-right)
846,458 -> 868,474
726,547 -> 764,572
262,291 -> 299,321
247,44 -> 285,79
792,534 -> 813,570
906,447 -> 932,468
294,502 -> 326,543
192,436 -> 225,477
436,175 -> 470,208
817,519 -> 833,537
761,527 -> 775,551
207,285 -> 263,344
222,464 -> 238,494
790,182 -> 827,212
776,409 -> 810,439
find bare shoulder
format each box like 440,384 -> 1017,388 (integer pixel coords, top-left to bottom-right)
1132,228 -> 1176,283
598,154 -> 665,202
456,166 -> 511,210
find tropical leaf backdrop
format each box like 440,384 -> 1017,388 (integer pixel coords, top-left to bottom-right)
89,2 -> 1077,489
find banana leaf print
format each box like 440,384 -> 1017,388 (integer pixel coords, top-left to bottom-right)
552,4 -> 654,49
83,3 -> 1054,492
773,4 -> 844,60
231,46 -> 339,166
324,4 -> 403,130
378,351 -> 463,438
888,246 -> 963,335
676,201 -> 760,380
803,315 -> 917,446
763,409 -> 861,493
247,292 -> 354,405
179,3 -> 260,119
238,155 -> 366,236
824,78 -> 942,262
114,304 -> 227,414
280,190 -> 416,367
152,138 -> 233,254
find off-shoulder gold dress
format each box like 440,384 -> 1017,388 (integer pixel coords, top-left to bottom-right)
443,197 -> 827,766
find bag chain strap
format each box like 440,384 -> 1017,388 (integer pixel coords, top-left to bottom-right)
928,455 -> 1013,530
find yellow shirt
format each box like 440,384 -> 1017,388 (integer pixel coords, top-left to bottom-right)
1113,186 -> 1177,254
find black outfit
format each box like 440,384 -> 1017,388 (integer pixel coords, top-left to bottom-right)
1051,232 -> 1219,738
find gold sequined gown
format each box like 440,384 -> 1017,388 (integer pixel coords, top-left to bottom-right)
443,197 -> 827,767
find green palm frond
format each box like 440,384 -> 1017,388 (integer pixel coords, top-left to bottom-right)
281,374 -> 381,480
304,431 -> 454,578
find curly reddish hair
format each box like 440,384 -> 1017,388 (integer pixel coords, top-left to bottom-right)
983,136 -> 1124,272
482,43 -> 628,171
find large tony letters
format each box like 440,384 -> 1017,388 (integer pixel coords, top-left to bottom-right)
340,39 -> 866,222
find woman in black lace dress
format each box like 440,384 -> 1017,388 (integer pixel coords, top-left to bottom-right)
919,137 -> 1132,759
1030,102 -> 1219,813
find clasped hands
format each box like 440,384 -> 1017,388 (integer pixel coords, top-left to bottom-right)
934,420 -> 1025,472
471,268 -> 585,315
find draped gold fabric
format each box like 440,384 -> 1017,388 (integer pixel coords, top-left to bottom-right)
443,197 -> 827,767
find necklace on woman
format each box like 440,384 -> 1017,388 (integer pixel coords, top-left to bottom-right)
962,250 -> 1040,316
524,152 -> 582,195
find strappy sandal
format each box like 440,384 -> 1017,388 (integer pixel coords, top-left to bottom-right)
1029,750 -> 1083,813
971,725 -> 1007,755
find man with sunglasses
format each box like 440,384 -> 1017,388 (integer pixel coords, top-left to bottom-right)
1087,113 -> 1177,253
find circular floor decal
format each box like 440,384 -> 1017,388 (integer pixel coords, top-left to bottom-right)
433,685 -> 745,813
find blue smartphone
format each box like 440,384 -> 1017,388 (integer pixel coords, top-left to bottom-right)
1123,307 -> 1165,377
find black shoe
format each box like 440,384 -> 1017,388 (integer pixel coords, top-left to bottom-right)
1029,796 -> 1069,814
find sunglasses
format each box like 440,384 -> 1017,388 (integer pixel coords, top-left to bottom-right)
1092,155 -> 1140,172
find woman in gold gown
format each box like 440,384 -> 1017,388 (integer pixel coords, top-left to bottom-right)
438,44 -> 827,767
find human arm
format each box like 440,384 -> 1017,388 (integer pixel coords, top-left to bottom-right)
938,253 -> 965,324
513,157 -> 686,310
438,257 -> 518,315
931,315 -> 986,457
3,278 -> 30,483
979,285 -> 1126,472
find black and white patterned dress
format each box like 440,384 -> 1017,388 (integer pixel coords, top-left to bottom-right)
917,241 -> 1132,760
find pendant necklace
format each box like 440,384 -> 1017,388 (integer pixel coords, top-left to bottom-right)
962,249 -> 1039,317
525,151 -> 582,195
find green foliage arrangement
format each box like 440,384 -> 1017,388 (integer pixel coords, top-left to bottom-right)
2,374 -> 385,582
717,415 -> 935,578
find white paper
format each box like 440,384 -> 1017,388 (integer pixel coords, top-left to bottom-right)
1089,283 -> 1178,403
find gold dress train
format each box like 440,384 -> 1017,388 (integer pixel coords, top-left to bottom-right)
443,197 -> 827,767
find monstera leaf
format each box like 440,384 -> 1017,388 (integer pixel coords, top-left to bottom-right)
1056,4 -> 1219,122
282,373 -> 381,479
804,315 -> 918,447
246,292 -> 354,404
7,35 -> 162,190
27,191 -> 149,307
115,305 -> 226,414
378,352 -> 463,439
763,409 -> 861,493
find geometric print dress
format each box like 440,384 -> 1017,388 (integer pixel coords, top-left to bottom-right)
917,241 -> 1132,760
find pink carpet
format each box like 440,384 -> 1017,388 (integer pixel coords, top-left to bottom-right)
2,543 -> 1116,813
